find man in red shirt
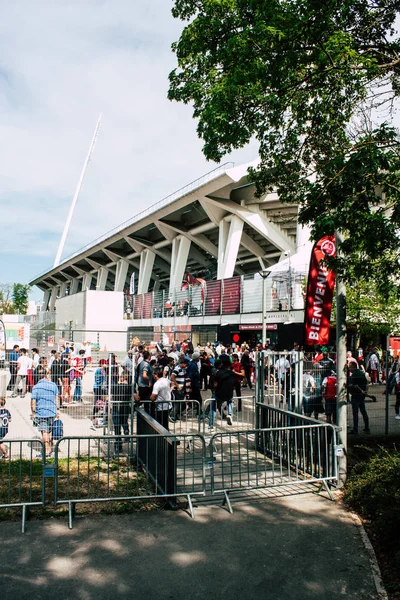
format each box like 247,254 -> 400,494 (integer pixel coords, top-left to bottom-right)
232,353 -> 245,411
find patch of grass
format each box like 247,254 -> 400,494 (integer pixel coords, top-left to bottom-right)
0,455 -> 161,522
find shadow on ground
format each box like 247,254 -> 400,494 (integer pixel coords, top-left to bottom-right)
2,492 -> 377,600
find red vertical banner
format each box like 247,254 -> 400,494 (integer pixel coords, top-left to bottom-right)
304,236 -> 336,347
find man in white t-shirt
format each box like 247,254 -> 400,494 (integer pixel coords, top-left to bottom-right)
150,367 -> 172,430
12,348 -> 32,398
275,354 -> 291,402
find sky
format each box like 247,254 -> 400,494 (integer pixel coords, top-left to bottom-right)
0,1 -> 258,301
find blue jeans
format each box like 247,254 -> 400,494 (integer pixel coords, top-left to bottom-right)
73,377 -> 82,401
209,396 -> 233,426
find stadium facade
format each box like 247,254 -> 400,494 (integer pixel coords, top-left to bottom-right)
30,161 -> 312,350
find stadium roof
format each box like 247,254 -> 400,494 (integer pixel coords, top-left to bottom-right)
31,160 -> 303,293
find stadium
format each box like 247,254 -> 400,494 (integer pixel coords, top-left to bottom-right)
30,160 -> 312,351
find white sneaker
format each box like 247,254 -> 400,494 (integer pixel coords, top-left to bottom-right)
209,426 -> 214,432
395,415 -> 400,420
226,415 -> 233,426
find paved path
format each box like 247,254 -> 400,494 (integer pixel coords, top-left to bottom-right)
2,494 -> 379,600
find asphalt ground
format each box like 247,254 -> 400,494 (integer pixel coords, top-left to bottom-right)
1,493 -> 380,600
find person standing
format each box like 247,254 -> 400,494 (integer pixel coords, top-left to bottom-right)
318,349 -> 335,379
121,350 -> 134,386
150,367 -> 173,430
61,355 -> 72,405
50,352 -> 63,395
137,350 -> 154,415
12,348 -> 32,398
214,356 -> 236,426
186,352 -> 202,413
275,353 -> 291,404
111,374 -> 132,453
170,356 -> 188,421
368,349 -> 379,384
200,351 -> 212,391
31,367 -> 59,457
231,353 -> 244,411
71,349 -> 85,402
241,348 -> 253,390
7,344 -> 19,391
348,362 -> 370,434
322,371 -> 337,424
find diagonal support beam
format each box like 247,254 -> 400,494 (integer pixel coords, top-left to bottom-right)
114,259 -> 129,292
97,267 -> 109,291
217,216 -> 244,279
138,249 -> 156,294
169,235 -> 191,294
205,197 -> 295,254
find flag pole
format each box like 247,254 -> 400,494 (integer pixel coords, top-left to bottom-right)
53,114 -> 102,268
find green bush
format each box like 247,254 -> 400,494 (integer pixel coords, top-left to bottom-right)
344,447 -> 400,548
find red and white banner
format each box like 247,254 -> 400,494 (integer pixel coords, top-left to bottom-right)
304,236 -> 336,347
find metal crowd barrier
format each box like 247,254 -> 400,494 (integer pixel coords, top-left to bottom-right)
53,429 -> 207,528
1,416 -> 337,529
201,395 -> 256,434
209,424 -> 337,512
0,439 -> 46,532
138,400 -> 201,435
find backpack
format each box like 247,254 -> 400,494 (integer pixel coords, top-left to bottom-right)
324,376 -> 337,399
52,418 -> 64,440
215,368 -> 235,401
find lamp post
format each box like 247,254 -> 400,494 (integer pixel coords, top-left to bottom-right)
258,270 -> 271,348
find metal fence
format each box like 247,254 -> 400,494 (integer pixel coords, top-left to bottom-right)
2,415 -> 337,530
209,422 -> 337,512
53,431 -> 207,527
0,439 -> 46,532
129,273 -> 307,320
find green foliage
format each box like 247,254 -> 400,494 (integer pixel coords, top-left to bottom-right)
344,446 -> 400,549
12,283 -> 30,315
169,0 -> 400,290
337,278 -> 400,337
0,283 -> 30,315
0,284 -> 15,315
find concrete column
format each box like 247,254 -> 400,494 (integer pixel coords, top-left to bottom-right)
70,278 -> 79,295
97,268 -> 108,291
82,273 -> 92,291
114,259 -> 129,292
138,249 -> 155,294
59,282 -> 68,298
169,235 -> 191,294
48,287 -> 58,312
217,215 -> 244,279
42,289 -> 51,311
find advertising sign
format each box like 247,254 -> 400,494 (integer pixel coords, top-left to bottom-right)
304,236 -> 336,347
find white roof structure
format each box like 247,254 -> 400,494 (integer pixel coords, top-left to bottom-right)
31,161 -> 311,311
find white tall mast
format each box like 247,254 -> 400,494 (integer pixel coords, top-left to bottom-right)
53,114 -> 102,268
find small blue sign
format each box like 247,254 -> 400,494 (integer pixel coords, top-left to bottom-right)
43,464 -> 56,478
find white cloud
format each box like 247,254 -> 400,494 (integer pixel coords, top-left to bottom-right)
0,0 -> 258,294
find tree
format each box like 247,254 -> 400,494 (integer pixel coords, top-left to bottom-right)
333,278 -> 400,343
168,1 -> 400,291
0,283 -> 30,315
0,284 -> 15,315
12,284 -> 30,315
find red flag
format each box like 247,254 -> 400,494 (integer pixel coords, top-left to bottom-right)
184,271 -> 198,285
304,236 -> 336,347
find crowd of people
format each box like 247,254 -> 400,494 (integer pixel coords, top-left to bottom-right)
0,338 -> 398,459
